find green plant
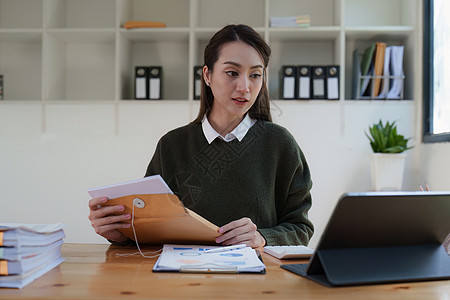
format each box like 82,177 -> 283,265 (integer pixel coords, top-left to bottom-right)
366,120 -> 412,153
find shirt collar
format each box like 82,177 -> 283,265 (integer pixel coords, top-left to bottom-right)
201,114 -> 256,144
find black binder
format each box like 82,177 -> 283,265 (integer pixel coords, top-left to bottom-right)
297,66 -> 311,100
0,75 -> 3,100
280,66 -> 297,100
148,66 -> 162,100
282,192 -> 450,287
193,66 -> 202,100
325,65 -> 339,100
135,66 -> 148,100
311,66 -> 326,99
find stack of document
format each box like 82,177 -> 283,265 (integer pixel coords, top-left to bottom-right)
0,223 -> 65,289
153,244 -> 266,274
270,15 -> 310,28
356,43 -> 404,99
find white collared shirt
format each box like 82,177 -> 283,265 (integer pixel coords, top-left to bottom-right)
201,114 -> 257,144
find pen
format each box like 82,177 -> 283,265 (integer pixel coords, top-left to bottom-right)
204,244 -> 247,254
419,183 -> 431,191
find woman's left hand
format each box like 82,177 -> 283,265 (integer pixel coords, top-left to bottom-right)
215,217 -> 266,248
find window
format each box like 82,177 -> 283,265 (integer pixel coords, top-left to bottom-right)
423,0 -> 450,143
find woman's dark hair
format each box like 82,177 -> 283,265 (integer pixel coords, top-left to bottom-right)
193,24 -> 272,123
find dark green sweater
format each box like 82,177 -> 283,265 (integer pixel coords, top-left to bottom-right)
145,121 -> 314,245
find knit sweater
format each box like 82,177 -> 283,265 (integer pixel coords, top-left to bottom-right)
145,120 -> 314,245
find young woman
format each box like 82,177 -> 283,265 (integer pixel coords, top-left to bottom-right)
89,24 -> 314,248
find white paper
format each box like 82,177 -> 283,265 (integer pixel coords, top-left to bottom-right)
283,77 -> 295,98
194,79 -> 201,97
0,223 -> 65,234
87,174 -> 173,199
135,77 -> 146,98
299,77 -> 310,98
313,79 -> 324,96
0,256 -> 64,289
387,45 -> 404,99
0,240 -> 64,261
0,227 -> 65,248
377,46 -> 391,99
327,77 -> 339,99
149,78 -> 160,99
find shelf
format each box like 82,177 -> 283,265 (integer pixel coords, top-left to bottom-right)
0,0 -> 43,29
45,34 -> 115,101
45,0 -> 116,29
271,99 -> 340,104
344,0 -> 417,27
196,0 -> 265,28
120,28 -> 190,42
269,27 -> 341,41
119,99 -> 189,104
118,34 -> 189,101
118,0 -> 190,28
0,0 -> 419,107
345,26 -> 415,40
268,0 -> 340,27
0,36 -> 42,100
0,29 -> 42,42
0,100 -> 43,104
47,29 -> 116,42
343,98 -> 414,102
43,100 -> 116,105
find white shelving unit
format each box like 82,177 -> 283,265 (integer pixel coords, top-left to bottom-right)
0,0 -> 423,246
0,0 -> 420,129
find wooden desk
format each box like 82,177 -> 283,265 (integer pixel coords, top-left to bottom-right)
2,243 -> 450,299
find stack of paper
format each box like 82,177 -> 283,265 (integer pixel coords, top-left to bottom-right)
270,15 -> 310,28
0,223 -> 65,289
386,45 -> 404,99
153,244 -> 265,273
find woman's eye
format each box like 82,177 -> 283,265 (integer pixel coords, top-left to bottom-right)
226,71 -> 239,77
250,73 -> 262,79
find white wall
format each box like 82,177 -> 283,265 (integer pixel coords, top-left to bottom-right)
418,143 -> 450,190
0,99 -> 426,248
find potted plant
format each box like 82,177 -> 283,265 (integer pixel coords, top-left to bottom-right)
366,120 -> 412,191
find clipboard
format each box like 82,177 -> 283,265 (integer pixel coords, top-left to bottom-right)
152,244 -> 266,274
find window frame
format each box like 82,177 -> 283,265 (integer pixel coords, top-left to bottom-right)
423,0 -> 450,143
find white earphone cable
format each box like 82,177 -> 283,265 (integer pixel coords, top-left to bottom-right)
120,203 -> 161,258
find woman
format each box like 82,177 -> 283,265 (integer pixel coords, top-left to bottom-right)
89,24 -> 313,248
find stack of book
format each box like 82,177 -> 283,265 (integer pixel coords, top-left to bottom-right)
270,15 -> 310,28
0,223 -> 65,289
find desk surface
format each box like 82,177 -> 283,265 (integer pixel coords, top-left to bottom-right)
2,243 -> 450,299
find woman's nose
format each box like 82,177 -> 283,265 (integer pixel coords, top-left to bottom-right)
236,76 -> 250,94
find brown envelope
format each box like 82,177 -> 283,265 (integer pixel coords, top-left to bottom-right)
105,194 -> 220,245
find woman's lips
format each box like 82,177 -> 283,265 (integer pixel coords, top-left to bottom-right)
232,97 -> 249,103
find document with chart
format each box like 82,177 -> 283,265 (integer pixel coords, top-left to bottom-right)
153,244 -> 265,274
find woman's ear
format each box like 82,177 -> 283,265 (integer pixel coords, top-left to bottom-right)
203,65 -> 210,86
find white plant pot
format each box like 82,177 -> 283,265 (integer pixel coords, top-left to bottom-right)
371,153 -> 406,191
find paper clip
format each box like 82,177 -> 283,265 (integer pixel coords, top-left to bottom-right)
180,263 -> 238,273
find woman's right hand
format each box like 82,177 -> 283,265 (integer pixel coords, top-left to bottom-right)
88,197 -> 131,243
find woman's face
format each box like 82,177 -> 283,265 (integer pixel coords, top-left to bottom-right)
204,41 -> 264,122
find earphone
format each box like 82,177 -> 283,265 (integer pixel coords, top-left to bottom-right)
118,198 -> 162,258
